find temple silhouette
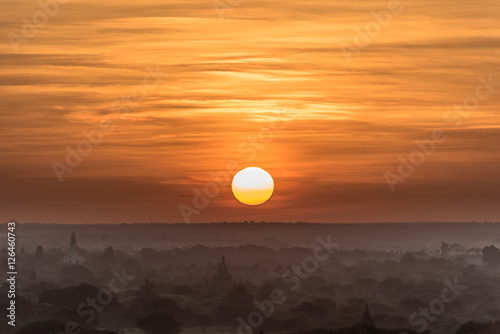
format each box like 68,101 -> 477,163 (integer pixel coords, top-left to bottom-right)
359,304 -> 375,328
212,256 -> 236,287
61,232 -> 85,264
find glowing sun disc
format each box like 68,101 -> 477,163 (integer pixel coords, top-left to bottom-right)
231,167 -> 274,205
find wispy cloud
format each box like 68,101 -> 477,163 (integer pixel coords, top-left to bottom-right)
1,0 -> 499,222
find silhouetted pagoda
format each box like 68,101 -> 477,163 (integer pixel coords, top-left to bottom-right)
61,232 -> 85,264
213,256 -> 235,287
360,304 -> 375,328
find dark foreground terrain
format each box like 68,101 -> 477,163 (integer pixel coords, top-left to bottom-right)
1,222 -> 500,334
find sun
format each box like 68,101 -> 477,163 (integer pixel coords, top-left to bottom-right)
231,167 -> 274,205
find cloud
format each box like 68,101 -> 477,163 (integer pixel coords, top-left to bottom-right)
0,0 -> 499,223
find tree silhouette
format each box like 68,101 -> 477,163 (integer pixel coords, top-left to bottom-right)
172,285 -> 193,295
15,320 -> 66,334
290,300 -> 329,318
15,320 -> 122,334
217,284 -> 254,324
482,245 -> 500,267
61,264 -> 95,281
139,279 -> 156,295
136,312 -> 181,334
40,284 -> 99,307
102,246 -> 114,265
456,321 -> 497,334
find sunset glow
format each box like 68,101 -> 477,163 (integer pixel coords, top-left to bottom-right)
1,0 -> 500,223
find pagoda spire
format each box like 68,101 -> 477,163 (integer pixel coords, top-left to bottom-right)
70,231 -> 78,249
360,304 -> 375,328
214,255 -> 233,285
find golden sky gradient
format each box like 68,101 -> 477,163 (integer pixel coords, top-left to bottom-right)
1,0 -> 500,223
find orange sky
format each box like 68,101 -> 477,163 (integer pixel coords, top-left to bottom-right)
1,0 -> 500,223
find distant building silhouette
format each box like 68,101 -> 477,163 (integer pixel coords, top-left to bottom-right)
61,232 -> 85,264
360,304 -> 375,328
213,256 -> 235,287
35,245 -> 44,261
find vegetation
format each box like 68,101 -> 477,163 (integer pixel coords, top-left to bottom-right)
1,223 -> 500,334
